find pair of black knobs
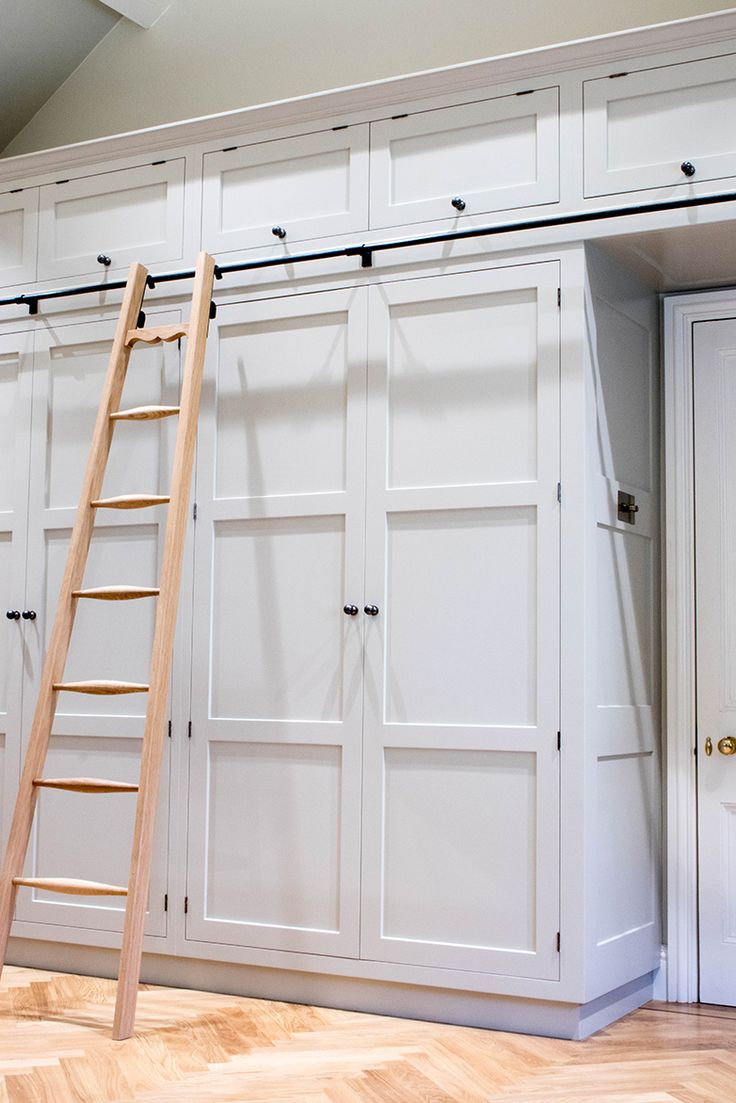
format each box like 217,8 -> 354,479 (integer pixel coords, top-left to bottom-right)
344,604 -> 379,616
6,609 -> 36,620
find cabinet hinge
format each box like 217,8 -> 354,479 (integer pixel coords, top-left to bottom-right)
516,88 -> 534,96
557,731 -> 561,751
9,187 -> 23,194
608,71 -> 629,79
167,719 -> 172,739
184,896 -> 189,914
193,502 -> 198,522
557,482 -> 561,503
188,720 -> 192,740
391,113 -> 408,120
221,145 -> 237,153
557,287 -> 561,308
55,178 -> 69,185
164,893 -> 168,912
332,124 -> 348,131
556,931 -> 561,952
151,159 -> 166,166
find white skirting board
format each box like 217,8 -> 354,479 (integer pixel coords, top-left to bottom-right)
8,938 -> 656,1041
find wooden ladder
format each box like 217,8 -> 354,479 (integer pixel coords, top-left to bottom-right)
0,251 -> 216,1040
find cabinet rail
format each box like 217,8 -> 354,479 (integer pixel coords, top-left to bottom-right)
3,189 -> 736,314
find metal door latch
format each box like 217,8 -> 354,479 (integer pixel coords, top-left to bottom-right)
617,490 -> 639,524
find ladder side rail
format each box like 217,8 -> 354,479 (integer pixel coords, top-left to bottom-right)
113,252 -> 216,1039
0,264 -> 149,970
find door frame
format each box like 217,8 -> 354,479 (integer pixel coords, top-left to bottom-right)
663,288 -> 736,1002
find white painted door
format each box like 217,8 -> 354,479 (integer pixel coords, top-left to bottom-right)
0,189 -> 38,288
12,313 -> 181,943
185,287 -> 368,956
361,264 -> 561,978
369,89 -> 559,229
694,316 -> 736,1005
202,126 -> 369,254
0,332 -> 33,849
38,160 -> 186,281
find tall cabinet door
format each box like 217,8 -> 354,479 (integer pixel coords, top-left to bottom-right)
0,332 -> 33,849
13,314 -> 180,942
186,287 -> 368,956
361,264 -> 561,979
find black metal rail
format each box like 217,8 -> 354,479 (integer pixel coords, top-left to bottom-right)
3,189 -> 736,315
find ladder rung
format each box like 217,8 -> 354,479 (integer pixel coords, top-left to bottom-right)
53,680 -> 149,695
13,877 -> 127,896
33,777 -> 139,793
125,324 -> 189,347
110,405 -> 181,421
90,494 -> 170,509
72,585 -> 160,601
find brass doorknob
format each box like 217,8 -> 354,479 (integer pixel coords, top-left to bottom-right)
718,736 -> 736,756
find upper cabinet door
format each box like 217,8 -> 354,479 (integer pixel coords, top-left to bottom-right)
584,54 -> 736,197
201,125 -> 369,254
369,88 -> 559,229
0,189 -> 38,289
38,160 -> 185,281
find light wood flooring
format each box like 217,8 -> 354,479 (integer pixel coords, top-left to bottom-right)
0,966 -> 734,1102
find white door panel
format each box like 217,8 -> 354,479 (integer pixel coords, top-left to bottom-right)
0,190 -> 38,289
12,314 -> 180,940
0,332 -> 33,852
370,89 -> 559,229
38,160 -> 185,280
694,316 -> 736,1004
202,126 -> 369,254
186,288 -> 368,956
584,54 -> 736,197
361,265 -> 560,979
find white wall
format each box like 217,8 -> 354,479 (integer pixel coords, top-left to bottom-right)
3,0 -> 733,157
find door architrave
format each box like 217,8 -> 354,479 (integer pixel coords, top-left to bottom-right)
664,287 -> 736,1002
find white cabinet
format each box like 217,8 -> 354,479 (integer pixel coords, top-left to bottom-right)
360,265 -> 561,978
201,126 -> 369,254
38,160 -> 186,281
0,331 -> 33,850
369,89 -> 559,229
11,313 -> 180,943
186,263 -> 563,981
0,189 -> 38,289
584,53 -> 736,197
185,288 -> 367,955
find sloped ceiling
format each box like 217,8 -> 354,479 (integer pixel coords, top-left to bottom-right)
0,0 -> 120,153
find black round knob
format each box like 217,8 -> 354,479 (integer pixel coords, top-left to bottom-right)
21,610 -> 36,621
96,253 -> 112,266
343,604 -> 359,616
451,197 -> 466,211
364,605 -> 379,616
271,226 -> 287,239
6,610 -> 20,620
680,161 -> 696,178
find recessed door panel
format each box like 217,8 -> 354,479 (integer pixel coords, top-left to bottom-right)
204,741 -> 342,936
584,54 -> 736,196
17,736 -> 168,936
370,89 -> 559,229
383,748 -> 537,950
186,288 -> 367,957
362,264 -> 560,978
38,161 -> 185,280
211,516 -> 345,722
0,189 -> 38,288
387,289 -> 539,489
386,508 -> 537,726
202,126 -> 368,253
215,311 -> 349,499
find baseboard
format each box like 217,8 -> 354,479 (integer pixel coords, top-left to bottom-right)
8,937 -> 654,1041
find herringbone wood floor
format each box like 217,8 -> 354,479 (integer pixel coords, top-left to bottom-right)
0,967 -> 734,1102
